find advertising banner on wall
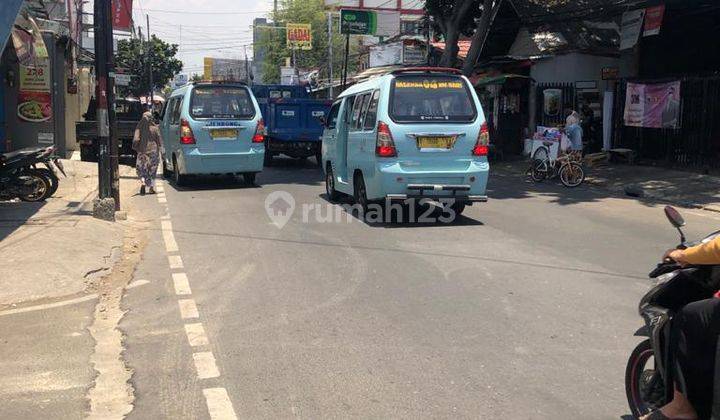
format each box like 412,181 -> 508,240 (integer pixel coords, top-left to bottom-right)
286,23 -> 312,50
17,61 -> 53,123
643,5 -> 665,37
623,81 -> 681,129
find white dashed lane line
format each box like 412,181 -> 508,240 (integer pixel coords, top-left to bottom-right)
157,180 -> 238,419
178,299 -> 200,319
203,388 -> 238,420
192,352 -> 221,379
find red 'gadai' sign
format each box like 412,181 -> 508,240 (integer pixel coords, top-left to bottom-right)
112,0 -> 133,31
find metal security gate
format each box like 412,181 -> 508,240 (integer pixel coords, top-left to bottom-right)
612,76 -> 720,170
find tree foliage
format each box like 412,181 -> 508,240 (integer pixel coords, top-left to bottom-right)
425,0 -> 483,67
256,0 -> 355,84
115,35 -> 183,97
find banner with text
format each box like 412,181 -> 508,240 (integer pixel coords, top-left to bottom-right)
112,0 -> 133,32
286,23 -> 312,50
624,81 -> 681,129
340,9 -> 399,37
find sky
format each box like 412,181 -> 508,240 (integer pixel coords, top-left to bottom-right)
131,0 -> 275,76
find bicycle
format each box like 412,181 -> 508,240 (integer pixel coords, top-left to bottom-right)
529,141 -> 585,188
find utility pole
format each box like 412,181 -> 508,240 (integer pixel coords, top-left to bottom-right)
328,12 -> 333,98
146,14 -> 154,112
244,45 -> 250,84
341,34 -> 349,91
93,0 -> 120,212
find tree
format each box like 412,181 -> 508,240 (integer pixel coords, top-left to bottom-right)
190,73 -> 203,82
461,0 -> 502,76
256,0 -> 354,84
115,35 -> 183,97
425,0 -> 483,68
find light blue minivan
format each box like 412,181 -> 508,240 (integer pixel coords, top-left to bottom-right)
161,82 -> 265,185
321,68 -> 489,215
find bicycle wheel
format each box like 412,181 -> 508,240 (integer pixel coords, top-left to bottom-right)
532,146 -> 549,162
531,159 -> 548,182
560,162 -> 585,187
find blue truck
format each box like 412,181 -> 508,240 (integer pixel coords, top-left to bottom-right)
251,85 -> 332,166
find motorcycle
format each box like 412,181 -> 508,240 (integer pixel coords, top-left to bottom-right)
0,146 -> 65,202
625,206 -> 720,418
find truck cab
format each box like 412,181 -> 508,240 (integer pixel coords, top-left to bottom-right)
251,84 -> 331,166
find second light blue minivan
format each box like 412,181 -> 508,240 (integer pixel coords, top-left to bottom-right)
161,82 -> 265,185
321,68 -> 489,215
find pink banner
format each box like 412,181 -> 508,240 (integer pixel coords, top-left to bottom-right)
624,81 -> 681,129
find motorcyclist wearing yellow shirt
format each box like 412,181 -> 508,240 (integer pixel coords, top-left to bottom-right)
642,237 -> 720,420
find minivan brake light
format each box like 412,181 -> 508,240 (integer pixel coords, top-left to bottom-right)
180,119 -> 196,144
376,121 -> 397,158
472,122 -> 489,157
253,119 -> 266,143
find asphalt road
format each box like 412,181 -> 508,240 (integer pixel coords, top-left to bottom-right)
4,158 -> 719,419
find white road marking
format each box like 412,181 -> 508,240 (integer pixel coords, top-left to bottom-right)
158,197 -> 167,204
157,193 -> 166,199
193,352 -> 220,379
0,294 -> 97,317
160,215 -> 170,221
162,224 -> 179,253
202,388 -> 238,420
172,273 -> 192,295
184,323 -> 210,347
178,299 -> 199,319
168,255 -> 184,269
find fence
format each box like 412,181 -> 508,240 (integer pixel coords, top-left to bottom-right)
613,76 -> 720,170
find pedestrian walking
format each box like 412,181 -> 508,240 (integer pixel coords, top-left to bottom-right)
132,108 -> 164,195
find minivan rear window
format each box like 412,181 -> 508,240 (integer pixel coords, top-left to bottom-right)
390,75 -> 477,123
190,86 -> 255,119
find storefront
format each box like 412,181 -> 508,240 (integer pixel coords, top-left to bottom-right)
1,13 -> 67,154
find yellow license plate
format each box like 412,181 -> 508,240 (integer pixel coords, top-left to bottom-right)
210,129 -> 238,139
417,136 -> 455,149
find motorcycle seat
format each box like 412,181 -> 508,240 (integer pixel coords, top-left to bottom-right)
0,147 -> 46,165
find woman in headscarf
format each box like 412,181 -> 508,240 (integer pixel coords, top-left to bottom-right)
132,109 -> 163,195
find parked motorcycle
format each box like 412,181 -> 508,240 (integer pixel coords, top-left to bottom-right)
625,206 -> 720,418
0,146 -> 65,202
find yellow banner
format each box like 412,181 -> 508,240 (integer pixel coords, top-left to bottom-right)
286,23 -> 312,50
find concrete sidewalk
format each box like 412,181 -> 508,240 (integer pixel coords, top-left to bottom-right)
493,159 -> 720,211
0,160 -> 137,307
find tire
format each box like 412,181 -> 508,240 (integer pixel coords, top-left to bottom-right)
451,202 -> 466,216
325,165 -> 340,202
560,162 -> 585,188
243,172 -> 257,185
532,146 -> 549,162
17,169 -> 51,202
315,150 -> 323,167
34,168 -> 59,197
531,159 -> 548,182
626,339 -> 664,419
172,156 -> 187,186
353,173 -> 368,212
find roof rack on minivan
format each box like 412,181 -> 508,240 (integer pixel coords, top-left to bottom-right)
390,67 -> 463,75
189,80 -> 248,85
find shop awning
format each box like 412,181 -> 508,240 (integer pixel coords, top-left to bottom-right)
1,0 -> 24,53
473,74 -> 533,87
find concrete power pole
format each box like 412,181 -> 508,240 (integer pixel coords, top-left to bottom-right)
93,0 -> 120,213
328,12 -> 333,99
147,15 -> 154,112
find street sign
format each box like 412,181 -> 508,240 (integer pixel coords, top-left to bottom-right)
340,9 -> 399,37
113,73 -> 132,86
286,23 -> 312,50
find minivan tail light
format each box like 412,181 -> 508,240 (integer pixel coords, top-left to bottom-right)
376,121 -> 397,157
180,119 -> 196,144
472,122 -> 489,156
252,119 -> 266,143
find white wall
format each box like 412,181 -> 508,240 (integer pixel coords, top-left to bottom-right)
530,52 -> 633,91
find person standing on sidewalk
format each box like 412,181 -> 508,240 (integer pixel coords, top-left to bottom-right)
132,108 -> 164,195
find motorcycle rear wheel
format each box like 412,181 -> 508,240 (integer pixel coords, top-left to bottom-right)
17,169 -> 51,202
34,168 -> 59,197
626,339 -> 665,418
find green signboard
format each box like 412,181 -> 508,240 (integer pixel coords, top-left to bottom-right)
340,9 -> 377,35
